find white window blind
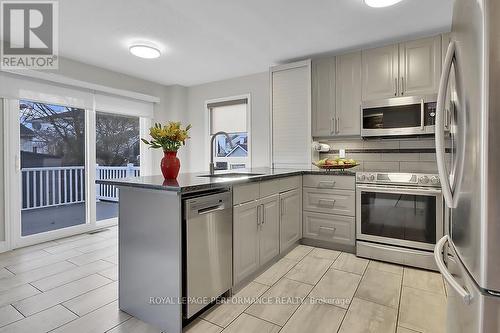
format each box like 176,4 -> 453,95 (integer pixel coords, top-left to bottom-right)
0,72 -> 93,109
271,61 -> 312,169
209,100 -> 247,134
94,93 -> 154,118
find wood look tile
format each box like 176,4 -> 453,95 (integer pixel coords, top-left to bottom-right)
403,268 -> 445,295
0,305 -> 76,333
284,245 -> 314,261
0,250 -> 51,268
0,261 -> 77,293
13,274 -> 111,316
254,258 -> 297,286
397,327 -> 421,333
0,305 -> 23,328
0,269 -> 13,280
75,239 -> 118,254
285,256 -> 332,285
43,236 -> 110,254
108,317 -> 162,333
222,313 -> 280,333
280,299 -> 345,333
200,282 -> 268,328
309,269 -> 361,309
331,253 -> 369,275
99,265 -> 118,281
355,268 -> 402,309
50,300 -> 130,333
338,297 -> 397,333
5,250 -> 81,274
31,260 -> 114,291
67,246 -> 118,266
307,248 -> 341,261
368,260 -> 404,275
245,278 -> 313,326
398,287 -> 446,333
0,284 -> 40,308
62,281 -> 118,316
183,318 -> 222,333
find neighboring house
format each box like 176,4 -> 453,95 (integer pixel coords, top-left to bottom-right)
20,124 -> 36,153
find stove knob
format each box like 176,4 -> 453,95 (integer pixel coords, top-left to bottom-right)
357,174 -> 366,181
419,176 -> 430,184
367,174 -> 375,182
430,176 -> 440,185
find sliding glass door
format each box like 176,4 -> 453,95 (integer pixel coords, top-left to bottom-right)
19,100 -> 87,236
95,111 -> 140,223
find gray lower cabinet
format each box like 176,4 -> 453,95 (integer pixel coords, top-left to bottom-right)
233,200 -> 260,285
302,175 -> 356,249
279,189 -> 302,253
303,211 -> 355,246
259,194 -> 280,266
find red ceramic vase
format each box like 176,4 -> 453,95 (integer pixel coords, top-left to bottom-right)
161,151 -> 180,179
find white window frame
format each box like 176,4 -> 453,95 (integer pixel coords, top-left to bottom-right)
205,94 -> 252,170
3,98 -> 153,250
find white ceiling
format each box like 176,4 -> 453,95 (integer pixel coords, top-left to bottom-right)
59,0 -> 453,86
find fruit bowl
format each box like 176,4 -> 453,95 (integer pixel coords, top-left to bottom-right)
312,158 -> 359,171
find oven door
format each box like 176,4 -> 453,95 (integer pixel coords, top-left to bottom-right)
356,184 -> 443,251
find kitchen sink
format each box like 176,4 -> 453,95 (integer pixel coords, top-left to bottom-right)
198,172 -> 264,178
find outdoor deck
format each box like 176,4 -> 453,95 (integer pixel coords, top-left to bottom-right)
21,201 -> 118,236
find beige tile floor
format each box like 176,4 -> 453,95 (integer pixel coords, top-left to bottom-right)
0,229 -> 447,333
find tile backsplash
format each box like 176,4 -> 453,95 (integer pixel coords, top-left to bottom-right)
319,137 -> 438,173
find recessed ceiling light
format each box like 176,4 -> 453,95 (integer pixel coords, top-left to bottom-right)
364,0 -> 403,8
129,45 -> 161,59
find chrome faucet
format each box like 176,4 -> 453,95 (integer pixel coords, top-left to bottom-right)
210,131 -> 234,175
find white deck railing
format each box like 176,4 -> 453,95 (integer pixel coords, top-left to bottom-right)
21,164 -> 139,210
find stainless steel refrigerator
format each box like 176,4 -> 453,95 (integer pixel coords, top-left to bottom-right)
434,0 -> 500,332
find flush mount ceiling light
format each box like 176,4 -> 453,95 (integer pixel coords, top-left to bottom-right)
129,44 -> 161,59
364,0 -> 403,8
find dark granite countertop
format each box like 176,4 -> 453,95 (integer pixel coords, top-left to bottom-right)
96,167 -> 356,193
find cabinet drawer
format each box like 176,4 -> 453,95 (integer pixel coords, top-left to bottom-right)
303,211 -> 355,246
279,176 -> 301,193
303,188 -> 355,216
260,179 -> 280,198
233,183 -> 260,205
303,175 -> 355,190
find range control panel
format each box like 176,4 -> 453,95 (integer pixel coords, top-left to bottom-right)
356,172 -> 441,187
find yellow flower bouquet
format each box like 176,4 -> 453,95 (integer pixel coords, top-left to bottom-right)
141,122 -> 192,152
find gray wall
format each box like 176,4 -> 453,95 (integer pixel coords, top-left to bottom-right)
185,72 -> 270,172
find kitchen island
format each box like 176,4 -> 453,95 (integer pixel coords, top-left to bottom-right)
97,168 -> 355,333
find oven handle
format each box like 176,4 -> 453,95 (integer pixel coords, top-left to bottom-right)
356,184 -> 442,195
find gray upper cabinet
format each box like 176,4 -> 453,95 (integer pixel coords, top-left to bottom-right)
399,35 -> 442,96
362,36 -> 442,101
335,52 -> 362,136
312,58 -> 335,137
362,44 -> 399,100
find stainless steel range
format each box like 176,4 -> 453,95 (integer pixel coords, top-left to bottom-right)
355,172 -> 443,270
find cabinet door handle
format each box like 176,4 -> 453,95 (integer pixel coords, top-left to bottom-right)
318,181 -> 336,188
420,98 -> 425,131
395,78 -> 398,96
401,76 -> 405,95
319,226 -> 336,234
280,198 -> 285,216
318,199 -> 336,207
257,204 -> 261,226
260,204 -> 265,225
336,117 -> 340,134
331,118 -> 335,135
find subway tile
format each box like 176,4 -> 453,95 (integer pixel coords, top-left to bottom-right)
419,153 -> 437,161
363,140 -> 400,149
363,161 -> 399,172
347,153 -> 381,162
380,153 -> 420,162
322,140 -> 364,150
400,138 -> 435,149
399,162 -> 437,173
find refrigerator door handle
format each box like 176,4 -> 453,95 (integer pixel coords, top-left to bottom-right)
436,41 -> 465,208
434,235 -> 472,305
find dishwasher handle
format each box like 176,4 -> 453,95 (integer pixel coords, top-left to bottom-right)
198,204 -> 226,215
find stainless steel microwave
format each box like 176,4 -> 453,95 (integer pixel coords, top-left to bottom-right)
361,95 -> 437,138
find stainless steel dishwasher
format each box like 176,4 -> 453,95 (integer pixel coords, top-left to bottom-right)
184,190 -> 232,318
